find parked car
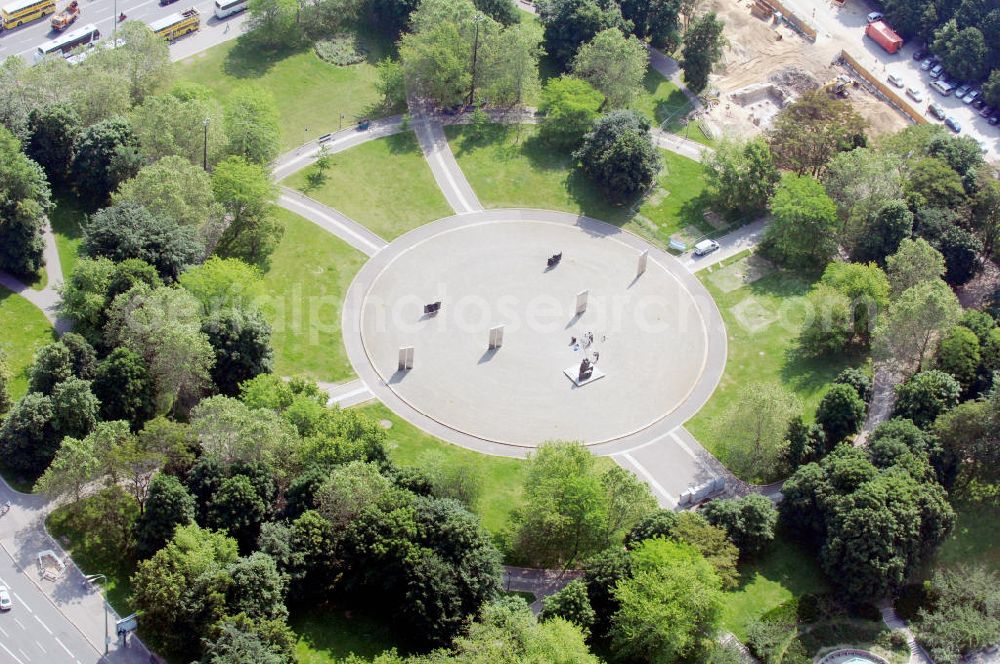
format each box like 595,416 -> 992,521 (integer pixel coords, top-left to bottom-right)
962,89 -> 981,104
906,87 -> 924,102
989,111 -> 1000,126
921,57 -> 938,71
945,116 -> 961,133
912,48 -> 928,61
955,83 -> 971,98
972,98 -> 986,110
694,239 -> 720,256
0,585 -> 11,611
887,73 -> 904,88
932,80 -> 955,95
867,11 -> 883,22
929,103 -> 946,120
929,64 -> 945,78
980,105 -> 996,118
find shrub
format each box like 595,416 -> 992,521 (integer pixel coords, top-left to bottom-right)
314,33 -> 367,66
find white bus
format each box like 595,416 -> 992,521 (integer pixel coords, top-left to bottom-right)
214,0 -> 246,19
34,22 -> 99,61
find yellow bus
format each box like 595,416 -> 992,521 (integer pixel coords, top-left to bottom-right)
149,6 -> 199,41
1,0 -> 56,30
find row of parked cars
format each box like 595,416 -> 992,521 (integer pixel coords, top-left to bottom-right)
906,49 -> 1000,136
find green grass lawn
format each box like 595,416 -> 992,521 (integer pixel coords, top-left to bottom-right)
630,69 -> 716,148
282,132 -> 453,240
685,262 -> 865,480
721,533 -> 828,639
0,287 -> 55,400
445,123 -> 712,248
929,498 -> 1000,574
360,402 -> 528,534
293,608 -> 402,664
49,196 -> 86,278
175,31 -> 392,152
260,207 -> 367,383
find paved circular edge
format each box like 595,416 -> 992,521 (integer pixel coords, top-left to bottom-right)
342,209 -> 728,458
359,218 -> 709,446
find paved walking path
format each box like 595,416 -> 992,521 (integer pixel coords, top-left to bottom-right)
682,218 -> 768,272
880,602 -> 933,664
0,221 -> 71,334
317,378 -> 375,408
271,115 -> 407,181
502,565 -> 582,614
277,188 -> 388,257
855,363 -> 900,446
411,111 -> 484,215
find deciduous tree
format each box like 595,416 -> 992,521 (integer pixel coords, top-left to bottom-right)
763,174 -> 839,269
0,125 -> 51,277
573,110 -> 661,203
679,12 -> 725,94
538,75 -> 604,150
571,28 -> 647,109
768,90 -> 867,177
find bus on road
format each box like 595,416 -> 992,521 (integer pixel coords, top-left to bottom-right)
1,0 -> 55,30
214,0 -> 246,19
149,7 -> 199,41
34,22 -> 99,61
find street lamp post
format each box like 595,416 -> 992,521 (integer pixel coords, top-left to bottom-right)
468,13 -> 485,107
202,118 -> 209,171
84,574 -> 110,655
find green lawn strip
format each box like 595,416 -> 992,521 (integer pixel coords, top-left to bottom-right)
49,196 -> 86,278
0,286 -> 56,401
721,533 -> 827,639
259,207 -> 366,383
359,402 -> 528,535
929,498 -> 1000,574
685,267 -> 865,476
444,123 -> 712,247
46,500 -> 135,615
630,69 -> 714,147
175,31 -> 392,152
282,131 -> 453,240
292,608 -> 403,664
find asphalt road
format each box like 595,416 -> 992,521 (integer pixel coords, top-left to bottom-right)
0,544 -> 98,664
0,0 -> 245,62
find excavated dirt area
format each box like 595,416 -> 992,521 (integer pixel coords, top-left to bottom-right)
700,0 -> 909,139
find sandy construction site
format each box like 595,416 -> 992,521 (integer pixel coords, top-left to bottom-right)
697,0 -> 909,140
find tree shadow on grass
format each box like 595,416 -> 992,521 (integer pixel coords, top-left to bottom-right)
290,606 -> 404,661
223,34 -> 311,79
384,130 -> 420,155
655,89 -> 694,131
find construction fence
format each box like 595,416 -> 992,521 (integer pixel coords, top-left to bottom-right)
839,49 -> 929,125
753,0 -> 818,41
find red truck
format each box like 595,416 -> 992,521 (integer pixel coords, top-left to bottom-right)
866,20 -> 903,54
49,0 -> 79,31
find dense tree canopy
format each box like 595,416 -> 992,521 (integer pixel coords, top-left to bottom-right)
0,125 -> 51,277
573,110 -> 661,203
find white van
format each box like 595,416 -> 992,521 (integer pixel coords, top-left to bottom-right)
694,239 -> 720,256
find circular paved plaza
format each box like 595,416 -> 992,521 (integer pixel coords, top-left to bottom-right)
343,210 -> 726,450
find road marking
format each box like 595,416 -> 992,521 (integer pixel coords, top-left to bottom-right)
33,615 -> 52,635
670,431 -> 697,459
327,385 -> 371,404
619,452 -> 678,508
35,638 -> 46,652
12,591 -> 31,613
14,617 -> 26,630
0,641 -> 26,664
0,625 -> 7,637
20,646 -> 31,660
53,637 -> 73,658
